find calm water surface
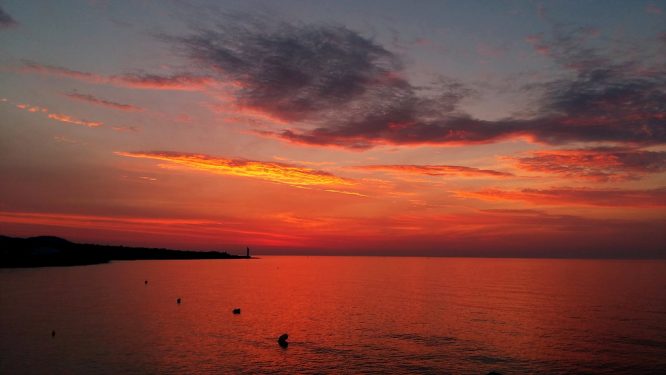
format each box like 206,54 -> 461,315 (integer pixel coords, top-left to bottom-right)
1,257 -> 665,374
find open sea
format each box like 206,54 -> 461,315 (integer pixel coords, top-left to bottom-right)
1,256 -> 665,374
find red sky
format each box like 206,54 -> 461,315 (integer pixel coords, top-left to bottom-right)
0,1 -> 664,257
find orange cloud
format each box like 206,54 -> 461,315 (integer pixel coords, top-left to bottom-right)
116,151 -> 352,187
352,164 -> 512,178
16,103 -> 48,112
10,99 -> 104,128
48,113 -> 102,127
118,73 -> 212,90
457,187 -> 666,207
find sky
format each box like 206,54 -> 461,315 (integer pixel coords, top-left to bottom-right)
0,0 -> 664,257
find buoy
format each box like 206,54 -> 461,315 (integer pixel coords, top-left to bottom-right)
232,308 -> 241,314
278,333 -> 288,348
177,297 -> 181,304
144,280 -> 148,285
51,330 -> 56,338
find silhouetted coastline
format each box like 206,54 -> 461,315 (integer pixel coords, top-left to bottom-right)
0,235 -> 251,268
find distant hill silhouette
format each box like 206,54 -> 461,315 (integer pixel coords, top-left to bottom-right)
0,235 -> 250,268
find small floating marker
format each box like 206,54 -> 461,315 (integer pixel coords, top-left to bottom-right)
177,297 -> 181,304
144,280 -> 148,285
278,333 -> 289,348
51,330 -> 56,338
232,308 -> 241,314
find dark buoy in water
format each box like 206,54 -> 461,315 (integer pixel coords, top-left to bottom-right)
278,333 -> 289,348
51,330 -> 55,338
232,308 -> 241,314
177,297 -> 181,304
144,280 -> 148,285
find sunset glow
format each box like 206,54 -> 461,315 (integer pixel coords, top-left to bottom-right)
0,1 -> 664,257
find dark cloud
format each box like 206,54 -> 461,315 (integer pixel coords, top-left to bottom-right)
511,147 -> 666,182
178,17 -> 480,148
179,19 -> 666,149
0,6 -> 17,28
534,65 -> 666,143
521,27 -> 666,144
181,18 -> 405,122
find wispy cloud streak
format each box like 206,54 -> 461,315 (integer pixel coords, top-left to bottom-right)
458,187 -> 666,207
8,98 -> 104,128
7,99 -> 104,128
47,113 -> 102,127
21,61 -> 211,91
117,151 -> 351,187
16,103 -> 47,113
66,92 -> 142,111
352,164 -> 512,177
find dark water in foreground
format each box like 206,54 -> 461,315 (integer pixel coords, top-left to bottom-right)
1,257 -> 665,374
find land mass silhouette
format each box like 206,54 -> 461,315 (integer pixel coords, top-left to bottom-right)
0,235 -> 251,268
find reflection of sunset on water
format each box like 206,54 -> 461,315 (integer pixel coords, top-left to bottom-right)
2,257 -> 665,373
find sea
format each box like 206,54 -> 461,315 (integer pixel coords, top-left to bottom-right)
1,256 -> 665,374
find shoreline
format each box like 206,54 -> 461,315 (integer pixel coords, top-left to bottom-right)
0,235 -> 251,268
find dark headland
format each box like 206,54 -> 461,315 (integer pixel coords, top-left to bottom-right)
0,235 -> 251,268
